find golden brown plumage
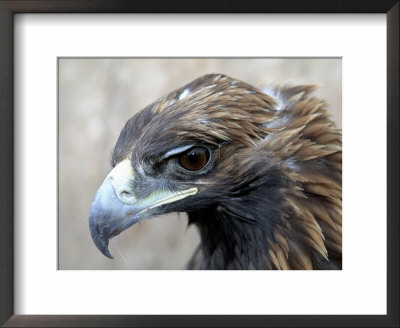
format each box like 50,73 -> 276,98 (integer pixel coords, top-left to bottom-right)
89,74 -> 342,270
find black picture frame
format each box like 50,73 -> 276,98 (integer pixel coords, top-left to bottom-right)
0,1 -> 398,327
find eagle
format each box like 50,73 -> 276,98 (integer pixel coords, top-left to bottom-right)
89,73 -> 342,270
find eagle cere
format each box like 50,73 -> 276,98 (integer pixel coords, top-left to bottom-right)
89,74 -> 342,270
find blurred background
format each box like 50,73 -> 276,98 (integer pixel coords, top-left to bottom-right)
58,58 -> 341,269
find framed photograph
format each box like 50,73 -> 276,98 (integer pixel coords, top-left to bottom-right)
0,1 -> 398,327
58,57 -> 342,271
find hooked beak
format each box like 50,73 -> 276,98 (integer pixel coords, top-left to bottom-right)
89,159 -> 198,258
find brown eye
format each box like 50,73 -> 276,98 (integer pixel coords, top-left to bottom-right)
178,147 -> 209,171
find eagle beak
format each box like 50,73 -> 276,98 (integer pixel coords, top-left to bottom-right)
89,159 -> 198,259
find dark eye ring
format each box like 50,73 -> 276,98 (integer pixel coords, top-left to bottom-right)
178,147 -> 210,171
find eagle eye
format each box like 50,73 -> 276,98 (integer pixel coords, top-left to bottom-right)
178,147 -> 210,171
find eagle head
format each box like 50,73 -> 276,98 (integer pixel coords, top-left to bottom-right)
89,74 -> 342,269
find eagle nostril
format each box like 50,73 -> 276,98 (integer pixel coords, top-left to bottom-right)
119,190 -> 135,202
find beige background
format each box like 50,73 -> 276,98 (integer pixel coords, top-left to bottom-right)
58,58 -> 341,269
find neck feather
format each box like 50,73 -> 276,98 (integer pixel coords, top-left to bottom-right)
187,181 -> 341,270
